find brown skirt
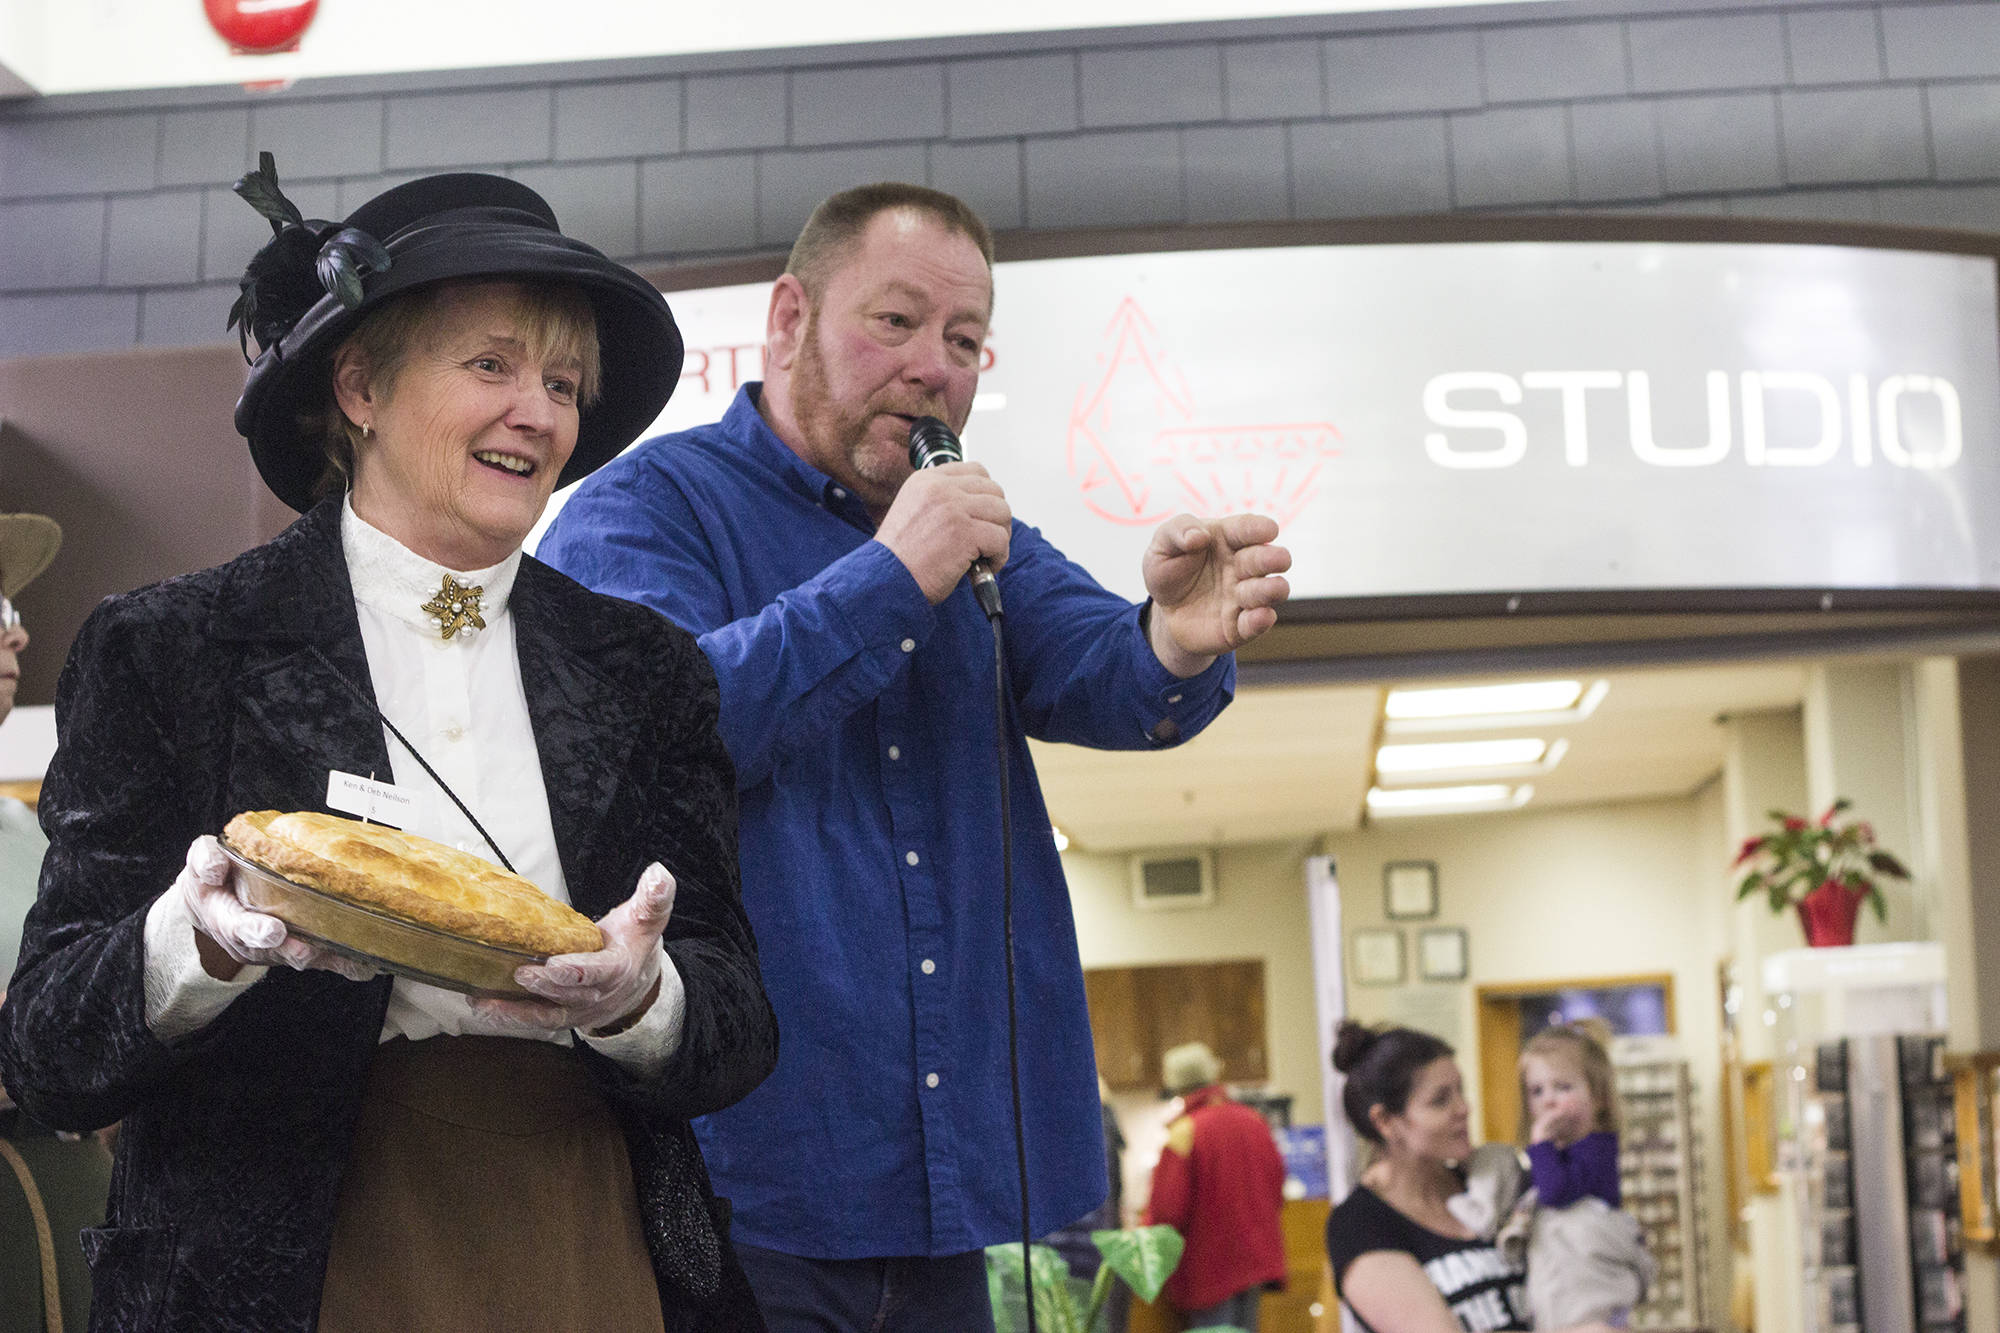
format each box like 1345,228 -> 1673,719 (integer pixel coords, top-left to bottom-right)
316,1036 -> 667,1333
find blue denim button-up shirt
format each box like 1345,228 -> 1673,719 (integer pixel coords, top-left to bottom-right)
539,387 -> 1234,1257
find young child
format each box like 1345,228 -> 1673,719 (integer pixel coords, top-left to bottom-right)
1509,1022 -> 1655,1329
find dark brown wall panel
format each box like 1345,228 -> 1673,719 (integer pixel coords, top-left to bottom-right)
1085,958 -> 1268,1090
0,345 -> 290,706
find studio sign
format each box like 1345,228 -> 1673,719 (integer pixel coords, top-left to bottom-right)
1423,370 -> 1963,471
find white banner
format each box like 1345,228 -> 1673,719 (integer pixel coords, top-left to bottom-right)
542,240 -> 2000,606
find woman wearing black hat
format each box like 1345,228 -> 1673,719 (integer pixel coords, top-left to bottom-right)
0,160 -> 777,1332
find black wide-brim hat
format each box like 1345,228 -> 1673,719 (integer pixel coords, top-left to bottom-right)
232,168 -> 683,512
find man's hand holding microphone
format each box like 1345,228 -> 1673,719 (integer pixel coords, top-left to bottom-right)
878,416 -> 1291,657
875,416 -> 1012,615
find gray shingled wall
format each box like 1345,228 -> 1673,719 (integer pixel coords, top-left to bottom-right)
4,1 -> 2000,360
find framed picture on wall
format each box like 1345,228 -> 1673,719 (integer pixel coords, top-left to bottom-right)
1418,927 -> 1470,982
1352,929 -> 1405,986
1384,861 -> 1439,920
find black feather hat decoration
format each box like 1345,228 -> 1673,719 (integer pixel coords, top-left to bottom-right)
225,152 -> 391,363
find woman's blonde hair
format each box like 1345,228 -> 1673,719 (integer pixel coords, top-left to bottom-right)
1518,1019 -> 1619,1139
310,279 -> 602,502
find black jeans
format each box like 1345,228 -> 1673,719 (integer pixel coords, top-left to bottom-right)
734,1243 -> 997,1333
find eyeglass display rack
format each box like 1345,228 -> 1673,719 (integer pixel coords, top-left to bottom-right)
1791,1035 -> 1966,1333
1614,1042 -> 1708,1330
1765,943 -> 1964,1333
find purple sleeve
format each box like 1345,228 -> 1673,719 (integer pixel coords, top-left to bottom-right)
1526,1132 -> 1621,1209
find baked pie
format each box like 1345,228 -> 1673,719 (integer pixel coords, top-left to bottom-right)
223,810 -> 602,956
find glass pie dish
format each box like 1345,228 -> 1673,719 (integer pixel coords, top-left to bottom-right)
220,838 -> 546,998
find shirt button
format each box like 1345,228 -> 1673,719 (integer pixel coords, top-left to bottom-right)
443,724 -> 465,742
1167,693 -> 1183,704
887,745 -> 901,761
1150,718 -> 1182,744
900,638 -> 916,653
926,1073 -> 940,1089
906,851 -> 920,866
921,959 -> 936,975
832,486 -> 847,499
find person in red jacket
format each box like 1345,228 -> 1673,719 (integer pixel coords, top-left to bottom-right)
1144,1042 -> 1288,1329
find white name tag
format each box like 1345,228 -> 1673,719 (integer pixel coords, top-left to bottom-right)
325,770 -> 420,828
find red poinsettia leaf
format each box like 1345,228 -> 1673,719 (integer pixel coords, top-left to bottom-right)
1733,837 -> 1766,866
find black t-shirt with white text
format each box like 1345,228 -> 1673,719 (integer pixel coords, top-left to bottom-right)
1325,1185 -> 1529,1332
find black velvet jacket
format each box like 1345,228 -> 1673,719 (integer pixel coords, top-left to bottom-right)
0,500 -> 778,1332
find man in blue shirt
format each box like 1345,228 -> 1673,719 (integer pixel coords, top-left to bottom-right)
538,183 -> 1291,1332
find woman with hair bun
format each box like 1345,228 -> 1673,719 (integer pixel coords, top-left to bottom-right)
1324,1021 -> 1618,1333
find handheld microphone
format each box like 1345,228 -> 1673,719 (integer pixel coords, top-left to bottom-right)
908,415 -> 1004,620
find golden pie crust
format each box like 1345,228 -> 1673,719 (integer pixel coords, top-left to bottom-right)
223,810 -> 602,956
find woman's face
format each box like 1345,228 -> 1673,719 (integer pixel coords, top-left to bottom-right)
1374,1056 -> 1473,1165
0,604 -> 26,726
341,282 -> 584,570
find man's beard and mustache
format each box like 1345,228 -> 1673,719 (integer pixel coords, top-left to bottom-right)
791,306 -> 952,507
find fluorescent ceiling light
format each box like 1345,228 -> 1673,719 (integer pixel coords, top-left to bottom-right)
1383,679 -> 1609,735
1376,738 -> 1547,773
1387,681 -> 1581,719
1366,783 -> 1534,817
1374,738 -> 1568,785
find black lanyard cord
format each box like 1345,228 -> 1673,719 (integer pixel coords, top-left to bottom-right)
306,644 -> 518,875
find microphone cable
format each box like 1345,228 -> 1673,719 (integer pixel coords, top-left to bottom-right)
907,416 -> 1036,1333
991,608 -> 1037,1333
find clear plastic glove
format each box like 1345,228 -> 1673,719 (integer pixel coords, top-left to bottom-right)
471,862 -> 674,1036
179,835 -> 377,982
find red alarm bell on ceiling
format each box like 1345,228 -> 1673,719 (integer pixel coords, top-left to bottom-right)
203,0 -> 320,55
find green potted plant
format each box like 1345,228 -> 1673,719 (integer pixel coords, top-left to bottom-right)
1732,798 -> 1910,947
986,1224 -> 1248,1333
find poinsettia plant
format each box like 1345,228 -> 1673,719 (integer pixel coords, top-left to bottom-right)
1733,798 -> 1910,923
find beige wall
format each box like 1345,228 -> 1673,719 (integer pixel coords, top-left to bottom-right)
1066,795 -> 1732,1284
1066,798 -> 1726,1126
1324,796 -> 1723,1145
1067,837 -> 1324,1125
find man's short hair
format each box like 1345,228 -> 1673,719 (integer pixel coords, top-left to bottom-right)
1162,1041 -> 1223,1096
786,183 -> 995,300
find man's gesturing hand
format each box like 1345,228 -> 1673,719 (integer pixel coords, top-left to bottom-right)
874,462 -> 1012,605
1142,513 -> 1292,677
474,862 -> 675,1036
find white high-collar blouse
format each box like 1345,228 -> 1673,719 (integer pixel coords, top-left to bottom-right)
141,500 -> 683,1074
